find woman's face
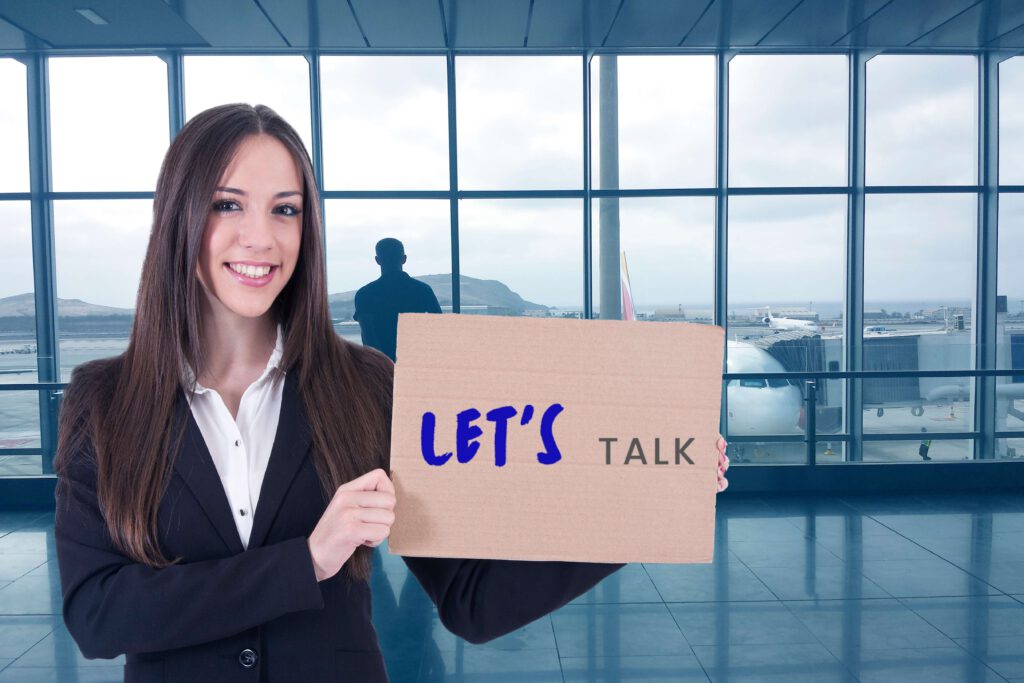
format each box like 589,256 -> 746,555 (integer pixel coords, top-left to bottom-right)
197,134 -> 304,324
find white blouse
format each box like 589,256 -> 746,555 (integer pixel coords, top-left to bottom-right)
185,327 -> 285,549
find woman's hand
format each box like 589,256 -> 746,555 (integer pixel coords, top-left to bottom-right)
307,468 -> 395,582
716,434 -> 729,493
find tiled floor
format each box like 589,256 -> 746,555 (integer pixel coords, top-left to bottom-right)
1,492 -> 1023,682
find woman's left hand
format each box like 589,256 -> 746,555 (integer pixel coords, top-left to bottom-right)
716,434 -> 729,493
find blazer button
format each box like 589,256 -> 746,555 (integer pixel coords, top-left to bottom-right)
238,648 -> 258,668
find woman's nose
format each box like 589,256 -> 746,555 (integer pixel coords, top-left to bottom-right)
238,212 -> 274,251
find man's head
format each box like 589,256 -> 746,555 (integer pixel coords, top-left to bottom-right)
375,238 -> 407,271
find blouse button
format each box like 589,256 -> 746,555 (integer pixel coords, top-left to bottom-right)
234,439 -> 240,447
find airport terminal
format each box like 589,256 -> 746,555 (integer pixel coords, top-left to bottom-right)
0,0 -> 1023,681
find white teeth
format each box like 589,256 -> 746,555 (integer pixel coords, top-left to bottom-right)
229,263 -> 272,278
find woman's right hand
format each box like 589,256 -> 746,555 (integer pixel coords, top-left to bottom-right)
307,468 -> 396,582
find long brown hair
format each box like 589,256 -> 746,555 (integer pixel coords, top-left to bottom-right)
55,104 -> 391,581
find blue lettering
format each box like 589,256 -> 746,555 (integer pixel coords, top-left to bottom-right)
486,406 -> 518,467
420,412 -> 453,466
456,408 -> 483,463
537,403 -> 564,465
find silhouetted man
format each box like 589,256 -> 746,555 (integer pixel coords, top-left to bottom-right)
354,238 -> 442,361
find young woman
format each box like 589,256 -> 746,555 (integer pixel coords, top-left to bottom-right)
54,103 -> 729,682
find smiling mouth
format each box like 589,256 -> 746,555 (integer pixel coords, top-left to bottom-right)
224,262 -> 278,286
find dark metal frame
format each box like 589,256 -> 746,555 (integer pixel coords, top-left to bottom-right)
2,47 -> 1023,501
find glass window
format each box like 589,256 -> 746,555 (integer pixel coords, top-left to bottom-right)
997,438 -> 1024,461
458,200 -> 582,315
1000,57 -> 1024,185
727,195 -> 846,364
862,438 -> 973,463
0,202 -> 39,460
54,201 -> 148,380
184,56 -> 313,154
0,202 -> 36,372
729,55 -> 848,187
49,57 -> 169,192
863,194 -> 976,436
867,56 -> 977,186
592,55 -> 715,189
590,197 -> 714,322
726,196 -> 846,443
997,193 -> 1024,447
0,59 -> 29,192
0,391 -> 41,476
321,57 -> 448,190
324,199 -> 450,343
457,57 -> 581,190
998,194 -> 1024,370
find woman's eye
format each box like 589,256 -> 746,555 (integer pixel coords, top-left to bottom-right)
275,204 -> 302,217
212,199 -> 240,212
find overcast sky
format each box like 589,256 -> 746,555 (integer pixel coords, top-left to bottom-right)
0,53 -> 1020,312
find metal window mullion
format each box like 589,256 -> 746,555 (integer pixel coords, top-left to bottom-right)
715,51 -> 730,440
24,54 -> 59,474
583,52 -> 593,320
165,51 -> 184,139
307,51 -> 326,250
846,51 -> 868,463
446,52 -> 460,314
975,52 -> 999,460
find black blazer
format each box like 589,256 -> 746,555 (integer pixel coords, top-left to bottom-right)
55,371 -> 623,682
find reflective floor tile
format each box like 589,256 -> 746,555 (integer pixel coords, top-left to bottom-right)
813,533 -> 940,562
860,513 -> 975,539
785,514 -> 895,539
692,642 -> 855,683
715,517 -> 808,543
0,513 -> 50,535
954,634 -> 1024,679
9,626 -> 123,668
858,559 -> 1001,598
668,600 -> 819,647
919,534 -> 1024,565
899,595 -> 1024,638
784,598 -> 956,656
570,563 -> 663,605
843,646 -> 1004,683
644,561 -> 777,603
427,615 -> 555,652
0,668 -> 124,682
0,533 -> 52,556
551,603 -> 689,658
0,616 -> 57,659
0,576 -> 63,615
981,562 -> 1024,594
749,563 -> 891,601
560,654 -> 711,682
0,556 -> 47,582
728,539 -> 844,568
418,646 -> 562,683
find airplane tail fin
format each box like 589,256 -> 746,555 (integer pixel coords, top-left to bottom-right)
620,251 -> 636,321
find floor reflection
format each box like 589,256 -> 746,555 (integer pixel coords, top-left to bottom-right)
0,493 -> 1022,682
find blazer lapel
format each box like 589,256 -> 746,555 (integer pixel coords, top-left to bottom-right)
172,395 -> 246,555
248,372 -> 312,549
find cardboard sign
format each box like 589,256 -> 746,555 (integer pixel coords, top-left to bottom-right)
387,314 -> 725,564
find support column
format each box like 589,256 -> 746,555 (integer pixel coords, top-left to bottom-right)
598,55 -> 620,321
24,54 -> 59,474
845,52 -> 868,462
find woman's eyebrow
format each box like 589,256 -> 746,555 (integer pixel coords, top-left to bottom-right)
215,186 -> 302,199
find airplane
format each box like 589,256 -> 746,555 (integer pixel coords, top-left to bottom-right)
762,307 -> 821,333
726,339 -> 804,436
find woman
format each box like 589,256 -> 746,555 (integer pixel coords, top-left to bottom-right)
54,103 -> 729,682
